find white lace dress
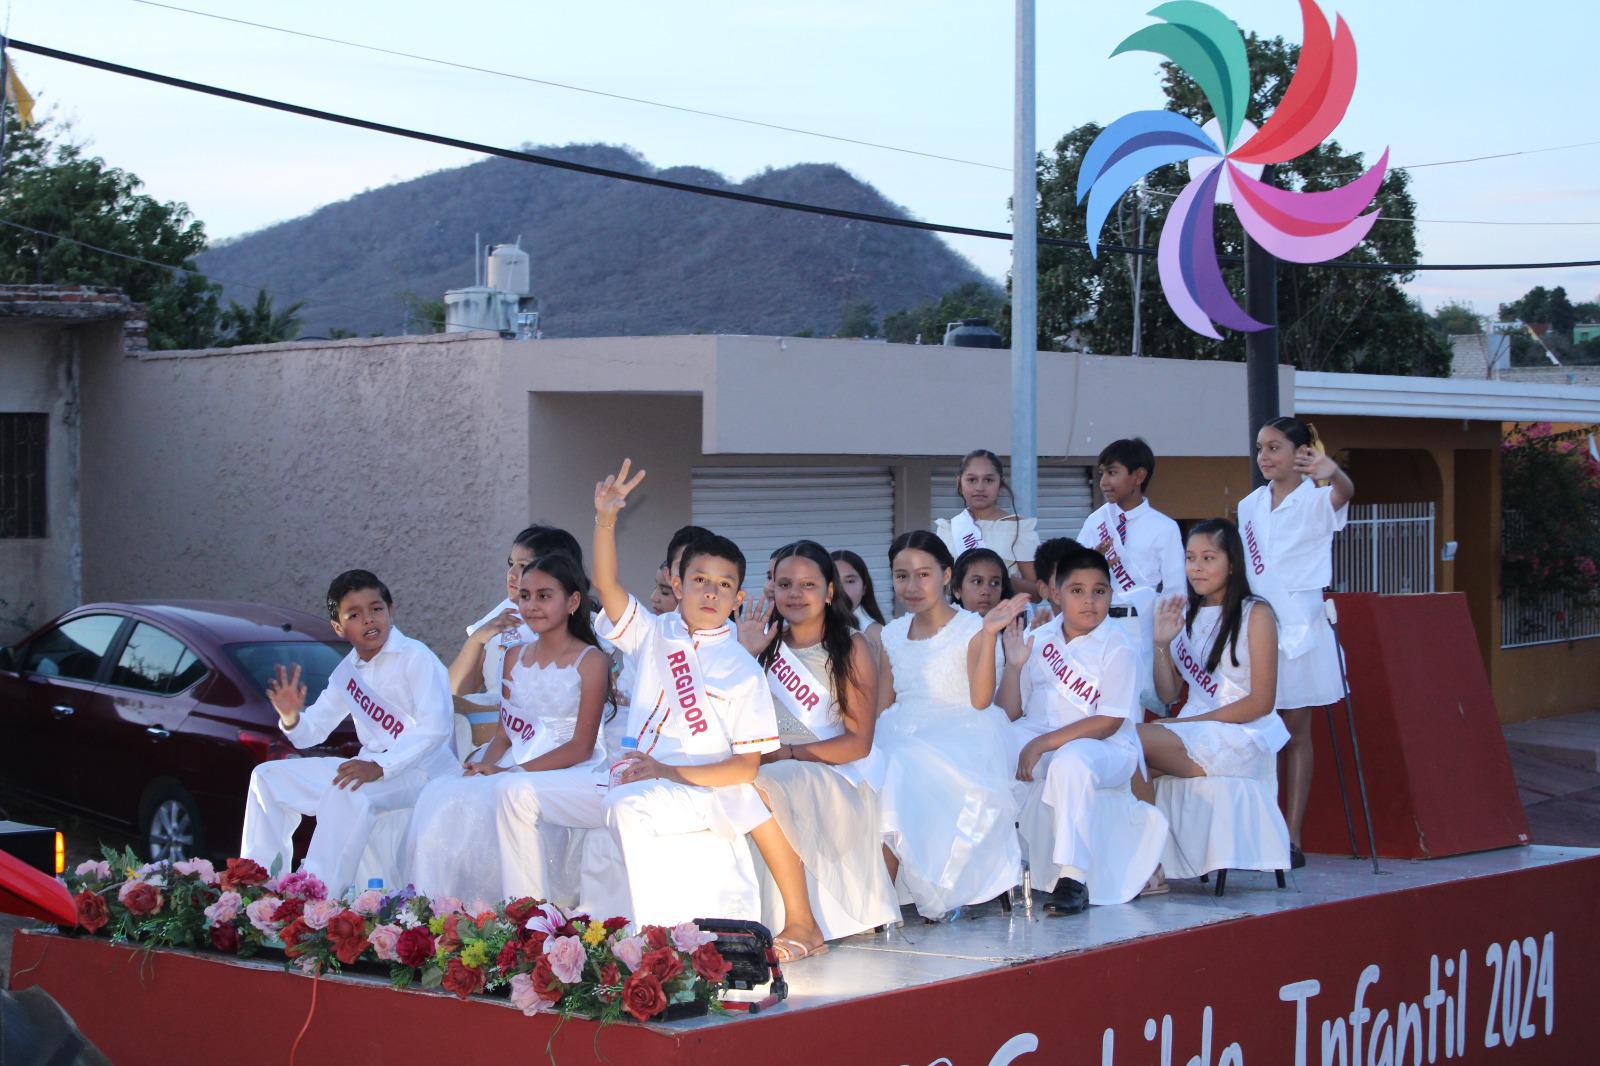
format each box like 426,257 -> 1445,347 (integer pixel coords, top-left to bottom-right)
402,647 -> 604,906
876,609 -> 1021,918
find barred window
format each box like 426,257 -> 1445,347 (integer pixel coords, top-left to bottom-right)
0,413 -> 48,539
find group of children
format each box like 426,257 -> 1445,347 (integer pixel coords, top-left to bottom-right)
240,416 -> 1353,963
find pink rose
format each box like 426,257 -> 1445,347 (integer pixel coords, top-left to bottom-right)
509,973 -> 545,1016
245,896 -> 282,935
174,858 -> 217,884
670,921 -> 714,954
74,860 -> 112,881
278,871 -> 327,901
543,935 -> 587,985
612,935 -> 646,973
351,889 -> 384,916
432,895 -> 464,917
367,923 -> 402,962
203,890 -> 243,925
304,899 -> 344,930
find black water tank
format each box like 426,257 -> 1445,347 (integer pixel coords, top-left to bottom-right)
942,318 -> 1003,348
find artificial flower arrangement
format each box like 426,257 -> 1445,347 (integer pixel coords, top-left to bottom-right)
61,847 -> 732,1023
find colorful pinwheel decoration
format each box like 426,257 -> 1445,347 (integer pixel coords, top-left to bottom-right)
1077,0 -> 1389,338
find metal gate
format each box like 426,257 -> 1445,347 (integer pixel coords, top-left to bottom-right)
1331,502 -> 1435,595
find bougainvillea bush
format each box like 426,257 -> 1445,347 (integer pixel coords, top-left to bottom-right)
1501,422 -> 1600,603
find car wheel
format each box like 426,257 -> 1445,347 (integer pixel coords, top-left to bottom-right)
140,781 -> 206,864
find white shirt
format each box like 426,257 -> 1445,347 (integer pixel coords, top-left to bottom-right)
1076,499 -> 1185,604
281,625 -> 456,777
1018,616 -> 1142,762
598,596 -> 780,766
1236,480 -> 1349,594
467,598 -> 536,699
934,514 -> 1040,573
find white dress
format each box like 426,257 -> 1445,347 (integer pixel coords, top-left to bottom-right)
934,514 -> 1040,579
403,646 -> 604,906
1157,601 -> 1291,777
876,609 -> 1021,918
756,641 -> 899,934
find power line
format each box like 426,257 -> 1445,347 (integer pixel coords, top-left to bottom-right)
10,39 -> 1600,274
128,0 -> 1009,174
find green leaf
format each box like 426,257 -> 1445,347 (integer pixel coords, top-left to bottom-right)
420,965 -> 445,990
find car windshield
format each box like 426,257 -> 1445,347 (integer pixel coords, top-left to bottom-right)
224,641 -> 349,703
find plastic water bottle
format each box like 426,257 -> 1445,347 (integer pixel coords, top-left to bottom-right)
609,736 -> 639,788
367,877 -> 384,892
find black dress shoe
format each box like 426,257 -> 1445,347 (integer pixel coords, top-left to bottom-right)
1290,844 -> 1307,870
1044,878 -> 1088,915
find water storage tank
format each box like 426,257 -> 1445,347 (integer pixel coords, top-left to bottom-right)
942,318 -> 1003,348
487,243 -> 531,296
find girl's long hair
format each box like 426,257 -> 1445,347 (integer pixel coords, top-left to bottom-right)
830,548 -> 886,626
950,547 -> 1015,606
523,553 -> 616,720
759,540 -> 860,716
1183,519 -> 1251,674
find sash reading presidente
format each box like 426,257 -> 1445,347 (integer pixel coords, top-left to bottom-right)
1095,518 -> 1142,593
327,657 -> 418,747
950,509 -> 986,554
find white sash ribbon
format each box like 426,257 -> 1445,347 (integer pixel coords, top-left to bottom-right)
767,643 -> 841,742
1028,635 -> 1104,721
950,509 -> 986,554
1170,628 -> 1250,714
1093,515 -> 1155,595
640,616 -> 730,758
327,656 -> 419,752
1241,510 -> 1319,659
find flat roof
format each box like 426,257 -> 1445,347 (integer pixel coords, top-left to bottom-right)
1296,370 -> 1600,423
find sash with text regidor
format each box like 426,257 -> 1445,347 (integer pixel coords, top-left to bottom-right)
326,656 -> 419,754
767,642 -> 841,742
950,509 -> 987,554
645,616 -> 731,759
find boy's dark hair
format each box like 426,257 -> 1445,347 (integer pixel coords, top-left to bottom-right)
1034,537 -> 1084,587
1097,437 -> 1157,493
513,524 -> 584,567
1052,547 -> 1112,586
326,570 -> 392,620
667,525 -> 714,566
679,533 -> 747,585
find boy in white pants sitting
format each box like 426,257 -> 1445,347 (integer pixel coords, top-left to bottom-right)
989,548 -> 1158,914
241,570 -> 457,896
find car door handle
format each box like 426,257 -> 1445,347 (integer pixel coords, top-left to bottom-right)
146,727 -> 171,739
51,704 -> 75,718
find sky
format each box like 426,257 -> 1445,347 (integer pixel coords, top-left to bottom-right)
9,0 -> 1600,321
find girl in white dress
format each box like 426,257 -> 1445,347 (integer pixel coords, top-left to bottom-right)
934,449 -> 1041,598
876,531 -> 1028,920
1237,418 -> 1355,865
1134,519 -> 1288,798
404,553 -> 611,904
749,540 -> 898,961
831,549 -> 887,667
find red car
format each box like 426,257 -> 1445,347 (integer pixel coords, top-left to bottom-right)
0,601 -> 358,862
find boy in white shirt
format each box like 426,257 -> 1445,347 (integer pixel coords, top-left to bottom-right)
1076,438 -> 1185,712
989,549 -> 1160,914
242,570 -> 457,896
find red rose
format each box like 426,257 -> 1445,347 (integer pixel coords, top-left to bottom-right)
272,898 -> 305,925
495,939 -> 522,971
600,962 -> 620,987
641,947 -> 683,983
531,954 -> 562,1001
691,943 -> 732,984
211,921 -> 242,954
642,925 -> 670,951
602,916 -> 630,934
522,929 -> 548,957
220,858 -> 269,890
436,914 -> 462,955
122,882 -> 163,917
280,917 -> 313,957
621,971 -> 668,1021
394,927 -> 435,969
442,959 -> 486,1000
326,910 -> 370,965
503,897 -> 540,927
75,891 -> 109,933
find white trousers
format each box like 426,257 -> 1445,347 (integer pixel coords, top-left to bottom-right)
241,757 -> 428,897
493,768 -> 607,902
1033,738 -> 1137,884
605,779 -> 767,927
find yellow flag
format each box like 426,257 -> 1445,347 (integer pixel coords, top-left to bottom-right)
6,61 -> 34,127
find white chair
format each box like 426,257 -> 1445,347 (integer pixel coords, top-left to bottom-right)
1017,778 -> 1169,906
1153,754 -> 1290,895
579,823 -> 762,928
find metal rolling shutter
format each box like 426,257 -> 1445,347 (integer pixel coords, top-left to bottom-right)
929,464 -> 1096,544
691,467 -> 895,599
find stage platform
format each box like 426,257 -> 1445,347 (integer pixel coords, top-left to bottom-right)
12,846 -> 1600,1064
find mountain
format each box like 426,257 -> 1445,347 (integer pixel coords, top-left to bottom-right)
197,144 -> 998,339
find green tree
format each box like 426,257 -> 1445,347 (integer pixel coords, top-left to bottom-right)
216,288 -> 304,346
836,298 -> 879,339
883,281 -> 1006,344
1032,27 -> 1449,375
0,116 -> 222,349
399,291 -> 447,334
1430,300 -> 1482,337
1501,285 -> 1576,334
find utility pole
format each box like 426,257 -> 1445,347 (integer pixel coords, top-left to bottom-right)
1011,0 -> 1039,517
